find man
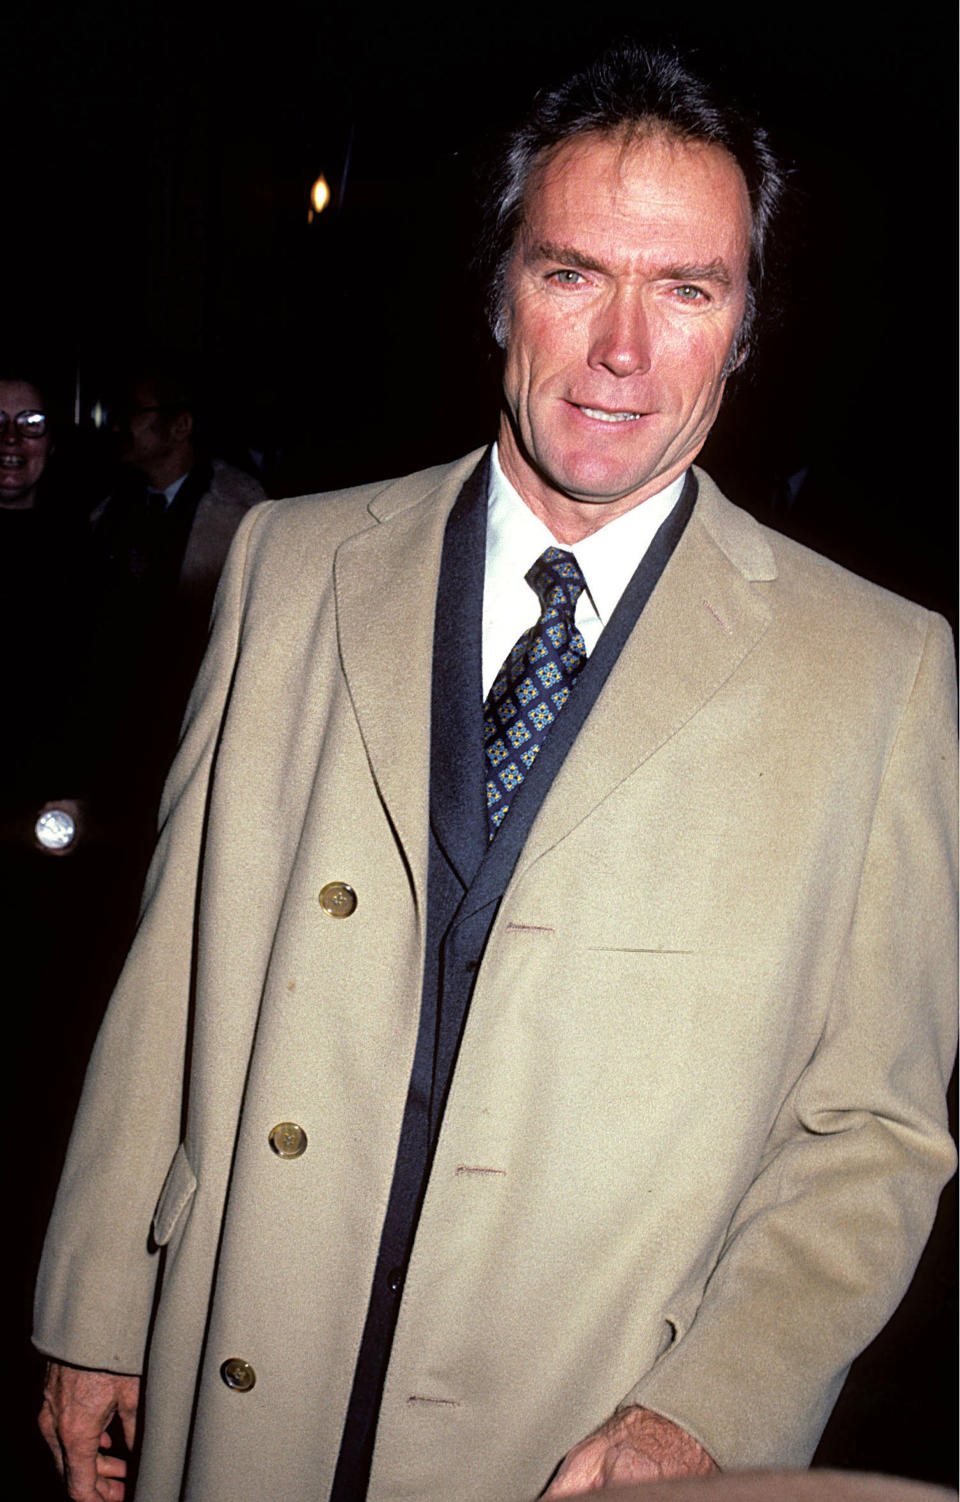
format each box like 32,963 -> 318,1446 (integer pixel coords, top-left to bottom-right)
96,365 -> 265,616
34,45 -> 957,1502
88,366 -> 267,854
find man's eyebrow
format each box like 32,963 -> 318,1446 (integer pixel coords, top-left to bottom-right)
659,259 -> 733,286
529,240 -> 608,273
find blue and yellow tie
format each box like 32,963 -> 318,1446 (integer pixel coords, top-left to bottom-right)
484,547 -> 588,840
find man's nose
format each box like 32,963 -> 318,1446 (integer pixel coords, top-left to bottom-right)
1,420 -> 23,447
587,287 -> 653,377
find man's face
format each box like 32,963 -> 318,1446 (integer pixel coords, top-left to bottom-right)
498,130 -> 751,539
113,378 -> 181,473
0,380 -> 52,509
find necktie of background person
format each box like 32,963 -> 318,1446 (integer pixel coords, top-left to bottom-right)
484,547 -> 588,840
126,487 -> 172,583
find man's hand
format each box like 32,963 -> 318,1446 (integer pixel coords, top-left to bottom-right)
543,1405 -> 718,1495
38,1362 -> 141,1502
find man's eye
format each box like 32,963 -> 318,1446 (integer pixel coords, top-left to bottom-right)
550,269 -> 584,285
674,284 -> 707,302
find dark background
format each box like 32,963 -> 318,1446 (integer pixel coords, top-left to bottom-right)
5,1 -> 957,1495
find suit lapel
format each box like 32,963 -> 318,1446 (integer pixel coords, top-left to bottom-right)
333,450 -> 487,907
429,458 -> 490,888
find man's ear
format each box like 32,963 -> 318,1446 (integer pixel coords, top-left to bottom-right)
721,338 -> 750,381
172,410 -> 194,442
493,298 -> 512,352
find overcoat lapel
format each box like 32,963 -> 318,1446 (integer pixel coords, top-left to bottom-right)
515,476 -> 777,872
333,450 -> 487,908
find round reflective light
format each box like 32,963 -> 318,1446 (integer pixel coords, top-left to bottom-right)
35,808 -> 77,851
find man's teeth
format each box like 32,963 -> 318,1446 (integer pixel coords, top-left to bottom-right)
578,406 -> 640,423
0,456 -> 25,467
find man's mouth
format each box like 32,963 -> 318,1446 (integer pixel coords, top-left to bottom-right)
0,455 -> 26,469
575,405 -> 643,423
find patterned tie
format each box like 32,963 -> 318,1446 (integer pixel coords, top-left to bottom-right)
484,547 -> 588,840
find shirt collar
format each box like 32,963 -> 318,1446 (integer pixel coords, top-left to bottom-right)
149,469 -> 191,508
485,443 -> 686,626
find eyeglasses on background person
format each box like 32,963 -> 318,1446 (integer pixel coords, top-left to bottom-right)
0,408 -> 48,439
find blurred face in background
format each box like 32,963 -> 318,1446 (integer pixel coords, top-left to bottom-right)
112,377 -> 190,478
0,380 -> 52,509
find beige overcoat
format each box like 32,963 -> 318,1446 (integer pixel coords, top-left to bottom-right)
34,452 -> 958,1502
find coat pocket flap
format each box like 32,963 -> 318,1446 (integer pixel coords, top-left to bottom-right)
152,1143 -> 198,1248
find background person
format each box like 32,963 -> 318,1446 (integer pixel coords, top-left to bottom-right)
1,375 -> 130,1502
95,364 -> 265,623
88,361 -> 266,860
0,374 -> 98,853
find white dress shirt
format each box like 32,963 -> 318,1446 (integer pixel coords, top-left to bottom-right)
481,444 -> 686,697
151,471 -> 190,508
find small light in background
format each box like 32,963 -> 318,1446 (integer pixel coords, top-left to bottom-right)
90,399 -> 106,429
308,173 -> 331,223
35,807 -> 78,853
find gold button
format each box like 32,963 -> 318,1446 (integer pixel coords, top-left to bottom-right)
318,881 -> 357,918
268,1121 -> 307,1159
221,1358 -> 256,1392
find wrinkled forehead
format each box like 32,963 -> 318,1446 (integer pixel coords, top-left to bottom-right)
518,125 -> 752,251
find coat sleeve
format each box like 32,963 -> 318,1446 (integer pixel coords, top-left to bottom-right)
32,501 -> 274,1375
624,609 -> 958,1468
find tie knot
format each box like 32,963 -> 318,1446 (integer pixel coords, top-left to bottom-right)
526,547 -> 586,616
